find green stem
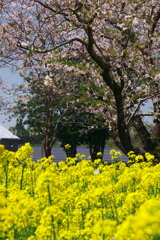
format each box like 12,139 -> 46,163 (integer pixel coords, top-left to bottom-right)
30,170 -> 34,197
5,166 -> 8,198
51,215 -> 56,240
20,165 -> 25,190
47,183 -> 52,206
47,184 -> 56,239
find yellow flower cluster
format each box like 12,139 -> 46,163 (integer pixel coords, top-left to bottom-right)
110,149 -> 122,163
97,152 -> 103,156
64,144 -> 71,149
0,144 -> 160,239
127,151 -> 155,165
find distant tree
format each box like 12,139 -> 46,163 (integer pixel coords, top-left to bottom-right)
8,126 -> 17,135
79,112 -> 110,160
57,111 -> 110,160
14,71 -> 75,157
14,118 -> 30,144
83,127 -> 109,161
57,123 -> 83,158
14,69 -> 102,157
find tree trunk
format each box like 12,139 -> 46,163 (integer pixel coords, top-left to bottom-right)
44,136 -> 52,158
65,145 -> 77,158
43,135 -> 57,158
102,69 -> 134,154
101,69 -> 155,158
132,116 -> 155,152
89,140 -> 105,161
109,130 -> 127,154
43,108 -> 59,158
153,96 -> 160,160
86,40 -> 159,160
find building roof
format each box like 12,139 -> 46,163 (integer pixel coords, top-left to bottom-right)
0,124 -> 19,140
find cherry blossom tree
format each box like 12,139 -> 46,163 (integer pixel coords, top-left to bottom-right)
13,54 -> 103,157
13,66 -> 85,157
0,0 -> 160,160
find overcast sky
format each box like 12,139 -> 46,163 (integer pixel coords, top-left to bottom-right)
0,68 -> 23,129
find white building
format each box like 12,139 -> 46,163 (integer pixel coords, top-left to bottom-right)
0,124 -> 19,151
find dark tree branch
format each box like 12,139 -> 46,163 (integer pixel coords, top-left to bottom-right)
134,113 -> 153,117
116,68 -> 125,90
150,7 -> 160,35
126,94 -> 160,126
34,0 -> 68,16
17,38 -> 87,53
132,115 -> 155,152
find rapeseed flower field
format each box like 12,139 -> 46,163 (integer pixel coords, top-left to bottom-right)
0,143 -> 160,240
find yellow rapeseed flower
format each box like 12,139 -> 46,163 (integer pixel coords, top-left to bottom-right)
0,144 -> 5,157
0,144 -> 159,240
64,144 -> 71,149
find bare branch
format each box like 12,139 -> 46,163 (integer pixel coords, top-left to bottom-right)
134,113 -> 153,117
126,94 -> 159,126
17,38 -> 87,53
86,26 -> 109,70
